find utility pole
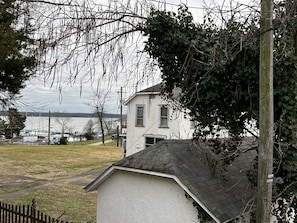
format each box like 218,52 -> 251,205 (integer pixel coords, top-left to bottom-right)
119,87 -> 123,147
48,111 -> 51,145
256,0 -> 274,222
120,86 -> 123,135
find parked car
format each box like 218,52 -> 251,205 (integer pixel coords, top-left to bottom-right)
111,134 -> 118,140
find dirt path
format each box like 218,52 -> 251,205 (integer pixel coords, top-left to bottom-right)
88,139 -> 113,146
0,167 -> 106,200
0,140 -> 117,200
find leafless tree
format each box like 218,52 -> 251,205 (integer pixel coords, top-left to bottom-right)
104,118 -> 114,136
86,89 -> 111,145
54,114 -> 72,137
23,0 -> 262,102
83,119 -> 96,140
28,0 -> 160,95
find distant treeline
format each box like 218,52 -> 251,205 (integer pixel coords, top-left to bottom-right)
0,111 -> 125,119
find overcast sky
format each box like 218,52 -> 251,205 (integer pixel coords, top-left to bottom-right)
17,0 -> 256,114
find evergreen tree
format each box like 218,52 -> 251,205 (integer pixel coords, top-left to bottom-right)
0,0 -> 36,104
6,108 -> 25,138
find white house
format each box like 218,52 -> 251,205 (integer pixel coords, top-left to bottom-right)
85,139 -> 256,223
124,83 -> 195,156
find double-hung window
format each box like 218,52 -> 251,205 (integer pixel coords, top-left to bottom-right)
136,105 -> 144,127
160,105 -> 168,127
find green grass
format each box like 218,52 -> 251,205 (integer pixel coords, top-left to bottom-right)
0,141 -> 122,222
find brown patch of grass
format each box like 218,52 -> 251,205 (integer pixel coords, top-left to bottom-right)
0,142 -> 122,222
0,143 -> 121,180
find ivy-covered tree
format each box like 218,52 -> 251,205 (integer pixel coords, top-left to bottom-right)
142,2 -> 297,219
144,5 -> 260,137
0,0 -> 36,104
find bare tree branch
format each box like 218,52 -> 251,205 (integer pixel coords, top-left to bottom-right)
27,0 -> 156,94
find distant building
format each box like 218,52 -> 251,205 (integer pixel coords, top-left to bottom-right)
124,83 -> 194,156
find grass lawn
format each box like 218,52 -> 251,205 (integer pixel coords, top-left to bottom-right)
0,140 -> 122,223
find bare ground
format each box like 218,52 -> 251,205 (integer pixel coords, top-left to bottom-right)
0,167 -> 106,200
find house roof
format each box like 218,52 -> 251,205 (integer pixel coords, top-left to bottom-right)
85,139 -> 256,223
138,83 -> 162,93
124,83 -> 162,105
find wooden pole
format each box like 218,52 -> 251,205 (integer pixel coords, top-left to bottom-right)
256,0 -> 274,222
120,86 -> 123,135
48,111 -> 51,145
120,87 -> 123,147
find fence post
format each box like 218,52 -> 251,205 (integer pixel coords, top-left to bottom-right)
31,198 -> 36,223
8,204 -> 11,223
26,205 -> 30,223
22,205 -> 26,223
0,201 -> 3,222
14,204 -> 17,223
17,205 -> 21,223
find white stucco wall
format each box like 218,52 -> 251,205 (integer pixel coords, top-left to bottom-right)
125,93 -> 194,156
96,170 -> 200,223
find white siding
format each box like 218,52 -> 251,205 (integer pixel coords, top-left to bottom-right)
126,93 -> 194,156
97,170 -> 200,223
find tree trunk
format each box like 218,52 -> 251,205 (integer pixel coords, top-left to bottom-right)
97,109 -> 105,145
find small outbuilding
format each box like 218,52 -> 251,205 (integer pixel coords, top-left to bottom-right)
85,139 -> 256,223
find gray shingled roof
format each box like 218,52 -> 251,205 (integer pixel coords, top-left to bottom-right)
138,83 -> 162,93
124,83 -> 163,105
114,139 -> 256,223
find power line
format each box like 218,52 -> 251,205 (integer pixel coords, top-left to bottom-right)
150,0 -> 205,10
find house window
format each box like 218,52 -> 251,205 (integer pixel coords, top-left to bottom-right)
136,105 -> 144,127
145,136 -> 165,148
160,105 -> 168,127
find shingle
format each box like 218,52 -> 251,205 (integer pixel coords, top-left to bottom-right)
138,83 -> 162,93
115,139 -> 256,222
